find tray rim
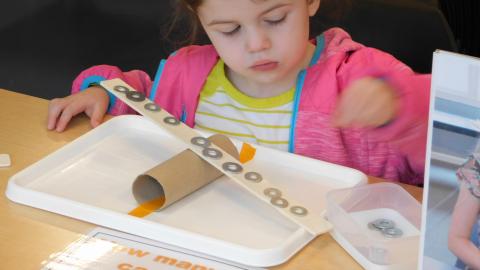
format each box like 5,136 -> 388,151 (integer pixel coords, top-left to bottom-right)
6,115 -> 367,266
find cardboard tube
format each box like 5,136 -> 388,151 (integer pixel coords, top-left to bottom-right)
132,134 -> 239,211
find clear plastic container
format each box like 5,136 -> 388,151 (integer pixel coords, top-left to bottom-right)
326,183 -> 421,270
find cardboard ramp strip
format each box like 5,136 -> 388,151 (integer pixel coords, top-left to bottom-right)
100,78 -> 332,235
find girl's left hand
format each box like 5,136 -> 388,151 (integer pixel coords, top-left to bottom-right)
332,77 -> 398,128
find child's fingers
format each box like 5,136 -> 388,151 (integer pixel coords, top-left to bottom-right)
349,102 -> 380,126
332,108 -> 352,127
336,101 -> 387,128
88,103 -> 107,128
333,78 -> 397,128
55,101 -> 86,132
332,92 -> 364,127
47,98 -> 68,130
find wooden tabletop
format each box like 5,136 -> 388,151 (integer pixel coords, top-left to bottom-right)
0,89 -> 423,269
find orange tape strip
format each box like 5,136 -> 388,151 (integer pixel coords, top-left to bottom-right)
239,143 -> 256,164
128,196 -> 165,218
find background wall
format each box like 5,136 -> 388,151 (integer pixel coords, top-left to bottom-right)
0,0 -> 460,100
439,0 -> 480,57
0,0 -> 57,29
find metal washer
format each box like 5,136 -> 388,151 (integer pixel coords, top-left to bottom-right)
290,206 -> 308,216
163,116 -> 180,125
113,85 -> 130,93
144,102 -> 161,112
372,218 -> 395,230
126,91 -> 146,102
244,171 -> 262,183
264,187 -> 282,198
271,197 -> 289,208
202,147 -> 223,159
381,227 -> 403,238
368,222 -> 378,231
222,162 -> 243,174
191,136 -> 211,147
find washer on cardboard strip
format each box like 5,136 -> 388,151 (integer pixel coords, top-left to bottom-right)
222,162 -> 243,174
191,136 -> 211,148
244,171 -> 262,183
144,103 -> 161,112
127,91 -> 146,102
202,147 -> 223,159
264,187 -> 281,198
114,85 -> 130,93
163,116 -> 180,126
290,206 -> 308,216
271,197 -> 289,208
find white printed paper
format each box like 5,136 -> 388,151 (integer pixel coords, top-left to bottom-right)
41,227 -> 263,270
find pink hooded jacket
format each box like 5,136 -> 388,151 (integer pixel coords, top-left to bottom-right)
72,28 -> 430,185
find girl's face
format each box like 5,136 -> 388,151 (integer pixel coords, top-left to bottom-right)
197,0 -> 320,87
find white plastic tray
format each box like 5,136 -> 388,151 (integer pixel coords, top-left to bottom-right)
6,115 -> 367,267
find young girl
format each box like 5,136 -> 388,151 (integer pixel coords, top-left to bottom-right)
47,0 -> 430,185
449,154 -> 480,269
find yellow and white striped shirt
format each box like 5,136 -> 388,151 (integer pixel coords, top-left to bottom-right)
194,60 -> 293,151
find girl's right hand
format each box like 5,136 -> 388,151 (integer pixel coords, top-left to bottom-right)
47,86 -> 109,132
